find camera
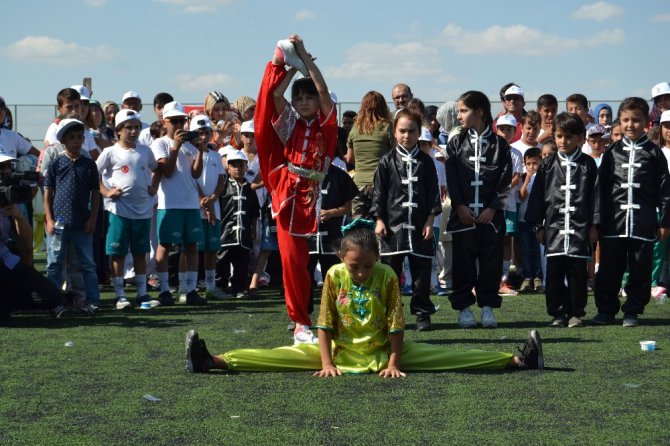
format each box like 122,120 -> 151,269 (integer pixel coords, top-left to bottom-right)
0,171 -> 38,207
184,130 -> 200,141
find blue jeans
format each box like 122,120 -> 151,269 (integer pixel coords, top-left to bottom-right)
46,228 -> 99,304
517,221 -> 542,279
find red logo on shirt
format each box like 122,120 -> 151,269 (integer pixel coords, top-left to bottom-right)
121,165 -> 129,174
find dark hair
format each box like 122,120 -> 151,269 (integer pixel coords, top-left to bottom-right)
342,110 -> 357,119
522,110 -> 541,127
617,97 -> 650,121
566,94 -> 588,109
149,121 -> 163,139
610,118 -> 620,128
458,90 -> 493,128
291,78 -> 318,99
536,94 -> 558,109
647,126 -> 661,146
407,98 -> 425,116
153,92 -> 174,108
393,108 -> 422,132
499,82 -> 518,101
541,139 -> 557,153
524,147 -> 542,161
57,88 -> 80,107
85,100 -> 105,128
339,227 -> 379,257
553,112 -> 586,136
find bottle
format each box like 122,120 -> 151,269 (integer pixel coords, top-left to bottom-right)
51,218 -> 64,251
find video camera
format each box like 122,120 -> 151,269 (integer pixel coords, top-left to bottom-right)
0,171 -> 38,207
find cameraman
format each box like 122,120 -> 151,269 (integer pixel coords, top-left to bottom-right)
0,148 -> 62,319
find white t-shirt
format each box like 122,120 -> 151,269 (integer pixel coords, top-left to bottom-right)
511,139 -> 538,159
138,127 -> 154,147
97,143 -> 158,219
0,128 -> 32,157
197,148 -> 225,220
432,156 -> 447,228
151,136 -> 200,210
662,147 -> 670,174
506,146 -> 524,212
44,122 -> 99,154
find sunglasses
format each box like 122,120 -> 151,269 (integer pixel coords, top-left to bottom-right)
169,118 -> 187,125
504,95 -> 523,102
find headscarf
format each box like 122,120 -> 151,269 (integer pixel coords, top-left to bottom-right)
593,103 -> 613,127
204,91 -> 230,118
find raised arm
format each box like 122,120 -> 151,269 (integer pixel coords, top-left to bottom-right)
290,35 -> 333,117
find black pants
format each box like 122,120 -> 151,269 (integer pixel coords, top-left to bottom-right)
216,245 -> 250,293
308,253 -> 339,285
449,224 -> 504,310
385,254 -> 435,315
595,238 -> 653,316
1,262 -> 62,314
545,256 -> 587,318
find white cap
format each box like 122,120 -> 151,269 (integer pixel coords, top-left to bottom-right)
162,101 -> 187,119
661,110 -> 670,124
226,150 -> 248,163
0,143 -> 16,163
114,109 -> 142,128
218,144 -> 237,158
497,114 -> 518,128
71,84 -> 91,101
504,85 -> 524,98
189,114 -> 212,131
419,127 -> 432,142
122,91 -> 141,102
240,120 -> 254,134
652,82 -> 670,100
56,118 -> 84,141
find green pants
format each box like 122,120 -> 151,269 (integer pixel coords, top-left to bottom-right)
220,342 -> 514,374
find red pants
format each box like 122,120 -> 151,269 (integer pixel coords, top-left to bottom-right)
276,210 -> 312,326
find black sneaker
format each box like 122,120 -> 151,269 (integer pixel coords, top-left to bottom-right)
416,314 -> 431,331
622,313 -> 639,327
518,330 -> 544,370
158,291 -> 175,306
592,313 -> 615,325
53,305 -> 68,318
135,295 -> 151,306
550,316 -> 567,327
185,290 -> 208,306
247,288 -> 259,299
185,330 -> 214,373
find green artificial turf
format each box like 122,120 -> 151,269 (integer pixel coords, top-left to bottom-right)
1,267 -> 669,445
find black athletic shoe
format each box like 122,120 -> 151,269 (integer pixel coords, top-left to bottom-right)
518,330 -> 544,370
416,314 -> 431,331
185,290 -> 208,306
592,313 -> 615,325
158,291 -> 175,306
185,329 -> 214,373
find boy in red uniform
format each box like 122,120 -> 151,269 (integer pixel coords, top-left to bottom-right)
254,34 -> 337,344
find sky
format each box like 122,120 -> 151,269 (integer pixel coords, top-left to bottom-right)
1,0 -> 668,141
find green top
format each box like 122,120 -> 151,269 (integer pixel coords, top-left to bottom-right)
347,122 -> 393,187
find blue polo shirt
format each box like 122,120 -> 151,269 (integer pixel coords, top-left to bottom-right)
44,153 -> 99,230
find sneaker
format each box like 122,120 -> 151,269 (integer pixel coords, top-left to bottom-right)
79,303 -> 97,316
480,306 -> 497,328
185,329 -> 214,373
401,284 -> 412,296
185,290 -> 208,306
568,316 -> 584,328
234,291 -> 246,299
416,314 -> 431,331
499,283 -> 518,296
53,304 -> 68,318
275,39 -> 309,77
550,316 -> 567,327
158,291 -> 175,306
178,292 -> 188,304
115,297 -> 132,310
519,279 -> 533,293
533,278 -> 544,293
247,288 -> 259,299
435,286 -> 450,296
205,289 -> 230,300
518,330 -> 544,370
592,313 -> 615,325
135,295 -> 152,306
622,313 -> 639,327
651,286 -> 667,299
293,324 -> 318,345
458,307 -> 477,328
258,274 -> 270,287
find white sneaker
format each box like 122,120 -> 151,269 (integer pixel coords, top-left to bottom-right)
115,297 -> 132,310
178,293 -> 188,304
481,306 -> 497,328
458,307 -> 477,328
205,289 -> 230,300
293,325 -> 318,345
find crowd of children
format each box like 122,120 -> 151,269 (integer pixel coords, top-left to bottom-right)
2,35 -> 670,366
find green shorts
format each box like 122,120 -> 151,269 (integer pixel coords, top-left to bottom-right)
157,209 -> 204,245
198,219 -> 222,252
505,211 -> 517,235
106,213 -> 151,256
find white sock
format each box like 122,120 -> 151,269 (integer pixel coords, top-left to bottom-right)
178,272 -> 187,293
205,270 -> 216,291
135,274 -> 147,297
112,277 -> 124,298
158,272 -> 170,292
186,271 -> 198,292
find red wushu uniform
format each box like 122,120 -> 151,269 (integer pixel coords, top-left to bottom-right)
254,62 -> 337,326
